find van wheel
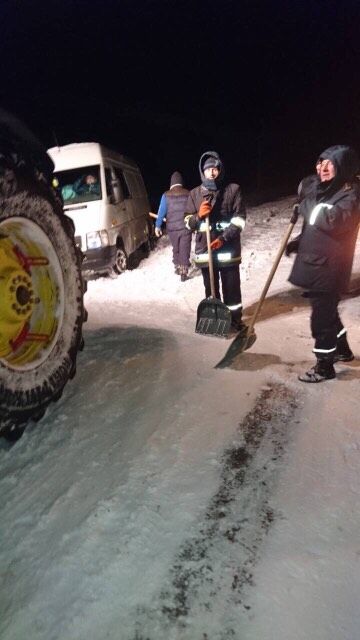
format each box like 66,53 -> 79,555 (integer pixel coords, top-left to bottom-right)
147,221 -> 156,250
0,188 -> 85,438
109,246 -> 127,277
141,237 -> 151,257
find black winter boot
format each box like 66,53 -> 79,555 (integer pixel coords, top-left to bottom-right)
180,266 -> 188,282
230,319 -> 248,334
334,333 -> 354,362
230,309 -> 247,333
298,358 -> 336,383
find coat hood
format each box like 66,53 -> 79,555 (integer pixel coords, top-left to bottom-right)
199,150 -> 225,191
297,174 -> 319,201
316,145 -> 360,200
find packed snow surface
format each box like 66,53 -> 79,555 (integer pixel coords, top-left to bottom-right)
1,197 -> 360,640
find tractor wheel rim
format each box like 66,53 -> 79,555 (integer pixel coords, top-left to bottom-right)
0,217 -> 65,371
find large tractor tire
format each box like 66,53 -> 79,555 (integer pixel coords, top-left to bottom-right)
0,110 -> 86,440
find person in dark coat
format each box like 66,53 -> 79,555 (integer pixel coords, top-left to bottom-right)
184,150 -> 246,330
287,145 -> 360,382
155,171 -> 192,281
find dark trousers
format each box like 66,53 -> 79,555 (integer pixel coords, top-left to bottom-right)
202,264 -> 242,320
167,229 -> 191,268
309,292 -> 343,358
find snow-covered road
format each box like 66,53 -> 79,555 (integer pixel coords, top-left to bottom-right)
1,197 -> 360,640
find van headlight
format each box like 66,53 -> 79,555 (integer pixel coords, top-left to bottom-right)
86,230 -> 109,249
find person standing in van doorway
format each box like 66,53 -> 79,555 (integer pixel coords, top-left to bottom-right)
184,151 -> 246,332
155,171 -> 192,282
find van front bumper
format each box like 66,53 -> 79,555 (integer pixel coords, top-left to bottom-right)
81,246 -> 117,273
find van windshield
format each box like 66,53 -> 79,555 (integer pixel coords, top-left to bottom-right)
53,165 -> 102,204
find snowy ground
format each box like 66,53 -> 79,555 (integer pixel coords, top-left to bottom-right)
1,197 -> 360,640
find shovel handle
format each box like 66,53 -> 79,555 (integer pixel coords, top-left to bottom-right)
205,216 -> 217,299
149,211 -> 166,222
247,206 -> 299,335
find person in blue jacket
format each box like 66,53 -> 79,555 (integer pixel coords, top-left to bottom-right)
155,171 -> 191,281
286,145 -> 360,382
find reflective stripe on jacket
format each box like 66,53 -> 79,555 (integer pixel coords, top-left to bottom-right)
185,183 -> 246,267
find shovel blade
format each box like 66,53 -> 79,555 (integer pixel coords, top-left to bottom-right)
215,327 -> 257,368
196,297 -> 232,338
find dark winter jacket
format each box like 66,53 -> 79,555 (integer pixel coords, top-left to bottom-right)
185,184 -> 246,268
163,186 -> 190,232
289,146 -> 360,293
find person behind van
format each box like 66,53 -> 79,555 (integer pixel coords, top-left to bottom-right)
155,171 -> 192,282
74,173 -> 100,196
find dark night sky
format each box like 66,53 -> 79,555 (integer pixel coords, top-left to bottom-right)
1,0 -> 360,205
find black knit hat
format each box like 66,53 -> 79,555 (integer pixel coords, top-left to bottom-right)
170,171 -> 183,188
199,151 -> 224,191
203,157 -> 221,171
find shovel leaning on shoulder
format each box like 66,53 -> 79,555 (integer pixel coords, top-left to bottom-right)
215,204 -> 299,368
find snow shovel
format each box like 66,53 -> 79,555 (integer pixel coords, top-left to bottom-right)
195,216 -> 232,337
216,205 -> 299,367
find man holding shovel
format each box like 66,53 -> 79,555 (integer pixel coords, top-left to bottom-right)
184,150 -> 246,333
287,145 -> 360,382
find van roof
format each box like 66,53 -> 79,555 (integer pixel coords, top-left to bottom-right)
47,142 -> 139,171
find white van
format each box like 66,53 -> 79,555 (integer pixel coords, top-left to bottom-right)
47,142 -> 151,277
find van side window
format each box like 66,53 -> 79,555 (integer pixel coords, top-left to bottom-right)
114,166 -> 130,200
105,167 -> 113,199
123,171 -> 141,198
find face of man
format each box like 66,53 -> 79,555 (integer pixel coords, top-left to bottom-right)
316,159 -> 335,182
204,166 -> 220,180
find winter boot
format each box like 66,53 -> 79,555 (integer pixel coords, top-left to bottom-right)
298,358 -> 336,383
230,319 -> 248,334
180,266 -> 188,282
334,333 -> 354,362
174,265 -> 181,275
230,310 -> 247,334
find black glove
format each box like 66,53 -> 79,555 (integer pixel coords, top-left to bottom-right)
285,239 -> 299,257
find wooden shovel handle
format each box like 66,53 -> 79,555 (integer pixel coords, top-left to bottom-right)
149,211 -> 166,222
247,205 -> 299,335
205,216 -> 217,299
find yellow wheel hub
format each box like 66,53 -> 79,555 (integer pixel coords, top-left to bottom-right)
0,218 -> 64,370
0,241 -> 34,325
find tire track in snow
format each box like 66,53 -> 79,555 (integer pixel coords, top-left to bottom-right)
132,382 -> 298,639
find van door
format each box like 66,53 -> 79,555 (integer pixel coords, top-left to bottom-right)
104,165 -> 133,256
122,169 -> 149,251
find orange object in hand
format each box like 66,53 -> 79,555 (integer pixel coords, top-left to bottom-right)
198,200 -> 212,218
210,237 -> 224,250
